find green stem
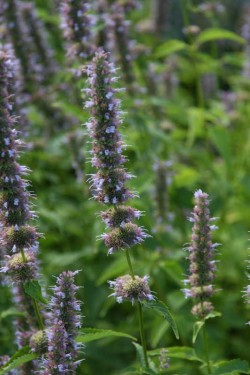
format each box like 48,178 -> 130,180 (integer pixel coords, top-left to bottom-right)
124,249 -> 149,369
138,301 -> 149,369
20,248 -> 44,330
33,299 -> 44,330
202,322 -> 211,374
125,249 -> 135,279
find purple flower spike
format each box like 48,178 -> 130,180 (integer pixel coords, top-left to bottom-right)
41,321 -> 68,375
61,0 -> 95,60
183,190 -> 219,319
46,270 -> 82,373
109,274 -> 154,304
84,51 -> 149,255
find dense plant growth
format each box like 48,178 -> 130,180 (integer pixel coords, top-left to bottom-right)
0,0 -> 249,374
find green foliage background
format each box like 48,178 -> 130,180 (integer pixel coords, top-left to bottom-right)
0,0 -> 250,374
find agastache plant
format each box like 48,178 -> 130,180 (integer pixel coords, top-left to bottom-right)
60,0 -> 95,61
183,189 -> 218,319
84,50 -> 153,368
0,49 -> 44,374
41,270 -> 82,374
21,2 -> 56,83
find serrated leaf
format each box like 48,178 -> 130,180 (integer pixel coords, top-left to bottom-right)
0,353 -> 38,375
149,346 -> 204,363
76,328 -> 137,343
142,300 -> 179,339
154,39 -> 187,58
192,321 -> 204,344
23,280 -> 48,304
195,28 -> 245,47
212,359 -> 250,374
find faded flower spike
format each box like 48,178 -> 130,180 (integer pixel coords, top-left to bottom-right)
45,270 -> 82,373
84,50 -> 149,254
183,189 -> 219,319
61,0 -> 95,60
109,274 -> 154,304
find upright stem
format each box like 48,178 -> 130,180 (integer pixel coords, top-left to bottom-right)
33,299 -> 44,330
124,249 -> 149,369
138,301 -> 149,369
202,323 -> 211,374
20,248 -> 44,330
125,249 -> 135,279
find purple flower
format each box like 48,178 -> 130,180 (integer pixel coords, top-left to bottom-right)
183,190 -> 219,318
84,51 -> 149,255
60,0 -> 95,60
159,348 -> 170,371
109,275 -> 154,304
41,321 -> 68,375
46,271 -> 82,372
0,49 -> 44,373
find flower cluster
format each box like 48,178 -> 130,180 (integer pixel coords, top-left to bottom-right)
21,2 -> 56,83
41,271 -> 82,373
2,0 -> 44,88
183,190 -> 219,319
109,275 -> 154,304
84,50 -> 152,306
84,50 -> 148,255
60,0 -> 95,60
0,49 -> 43,374
159,348 -> 170,372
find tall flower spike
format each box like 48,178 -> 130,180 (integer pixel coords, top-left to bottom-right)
183,190 -> 219,319
0,49 -> 43,373
43,271 -> 82,373
60,0 -> 95,61
84,50 -> 149,255
21,2 -> 56,83
2,0 -> 43,88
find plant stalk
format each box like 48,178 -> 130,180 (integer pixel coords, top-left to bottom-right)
124,249 -> 149,369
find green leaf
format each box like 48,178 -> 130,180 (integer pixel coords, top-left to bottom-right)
195,28 -> 245,47
133,342 -> 146,368
209,127 -> 232,167
154,39 -> 187,58
0,308 -> 25,320
142,300 -> 179,339
0,346 -> 38,375
76,328 -> 137,343
192,320 -> 204,344
0,353 -> 38,375
204,311 -> 222,320
211,359 -> 250,374
149,346 -> 204,363
23,280 -> 48,304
